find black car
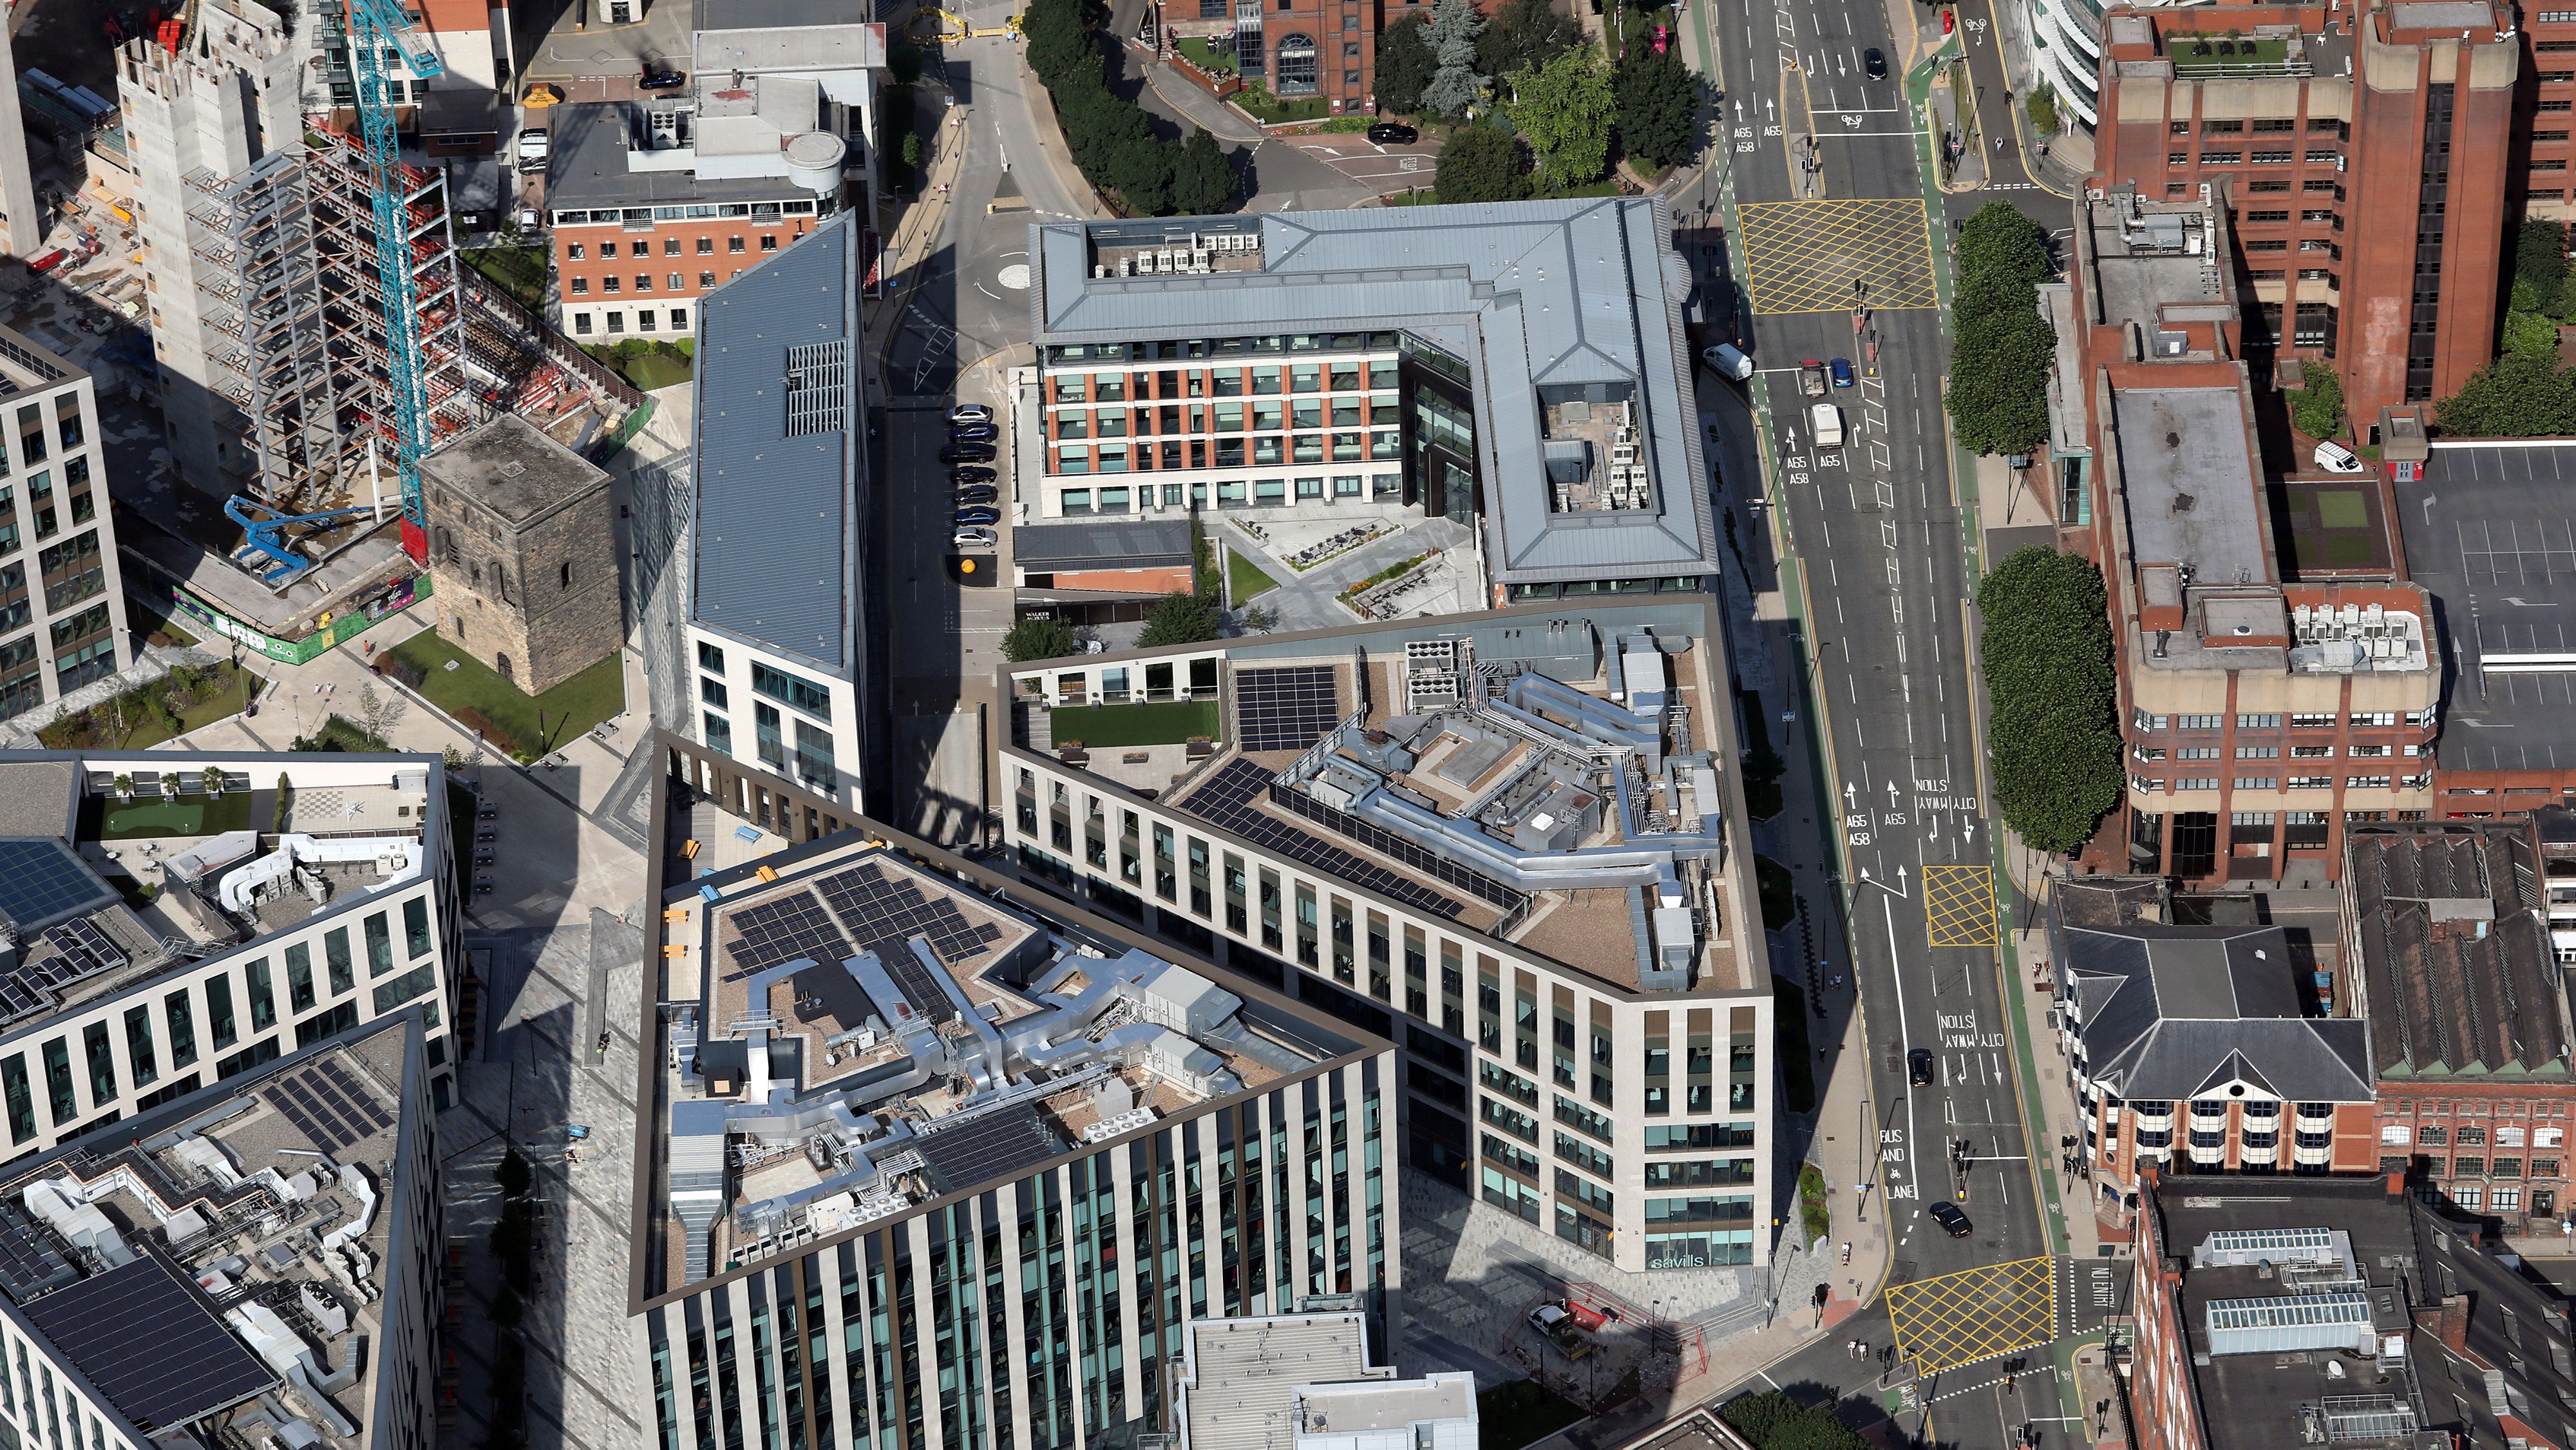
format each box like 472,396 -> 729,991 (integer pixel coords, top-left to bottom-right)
1927,1202 -> 1973,1238
955,484 -> 999,505
1863,47 -> 1888,79
954,506 -> 1001,526
951,423 -> 998,443
641,64 -> 688,90
949,465 -> 997,484
1367,122 -> 1419,146
939,444 -> 996,464
1907,1048 -> 1935,1086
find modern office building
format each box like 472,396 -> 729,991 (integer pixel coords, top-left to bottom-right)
647,211 -> 873,810
2086,0 -> 2534,424
1171,1311 -> 1474,1450
2344,819 -> 2576,1234
2058,187 -> 2440,883
634,742 -> 1399,1450
0,1009 -> 440,1450
998,601 -> 1776,1275
1027,202 -> 1721,604
2045,875 -> 2376,1205
0,750 -> 463,1143
2120,1172 -> 2570,1450
0,325 -> 131,723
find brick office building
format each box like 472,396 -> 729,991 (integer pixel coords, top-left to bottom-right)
2088,0 -> 2530,426
420,415 -> 623,697
1168,0 -> 1385,118
2057,189 -> 2441,884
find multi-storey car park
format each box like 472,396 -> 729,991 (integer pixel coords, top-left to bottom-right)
996,601 -> 1775,1276
0,1011 -> 440,1450
1025,201 -> 1722,604
0,751 -> 462,1145
635,761 -> 1397,1450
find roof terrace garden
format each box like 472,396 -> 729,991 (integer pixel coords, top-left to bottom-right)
2166,33 -> 2304,75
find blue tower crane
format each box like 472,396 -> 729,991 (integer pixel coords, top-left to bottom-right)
344,0 -> 445,564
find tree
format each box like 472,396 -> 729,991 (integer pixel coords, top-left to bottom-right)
1973,546 -> 2121,857
1138,591 -> 1222,647
1504,44 -> 1612,188
1614,47 -> 1698,171
1953,202 -> 2051,323
2513,216 -> 2570,318
1718,1391 -> 1872,1450
1171,129 -> 1238,215
496,1148 -> 534,1199
1003,617 -> 1083,662
354,680 -> 406,741
1435,123 -> 1524,202
1477,0 -> 1580,84
1945,201 -> 2056,456
1375,15 -> 1436,114
2436,354 -> 2576,437
1419,0 -> 1488,119
201,766 -> 227,797
2288,365 -> 2347,441
2025,82 -> 2060,135
1110,133 -> 1175,215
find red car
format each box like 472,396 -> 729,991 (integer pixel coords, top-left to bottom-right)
1651,24 -> 1669,52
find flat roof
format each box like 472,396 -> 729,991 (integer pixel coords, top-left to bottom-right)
419,414 -> 609,527
544,103 -> 806,211
2107,385 -> 2271,586
2276,477 -> 2397,578
1177,1312 -> 1475,1450
1014,519 -> 1194,571
1031,202 -> 1720,586
2393,444 -> 2576,773
2080,193 -> 2230,336
690,211 -> 864,674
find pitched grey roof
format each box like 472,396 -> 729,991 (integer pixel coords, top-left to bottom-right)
2062,922 -> 2374,1103
2344,821 -> 2566,1079
1014,520 -> 1193,571
690,212 -> 864,674
1030,201 -> 1719,586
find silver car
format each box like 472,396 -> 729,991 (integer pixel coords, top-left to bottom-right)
952,525 -> 999,549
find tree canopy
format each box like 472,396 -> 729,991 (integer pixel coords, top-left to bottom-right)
1718,1392 -> 1873,1450
2436,354 -> 2576,437
2287,365 -> 2345,441
1504,44 -> 1612,187
1478,0 -> 1581,83
1375,15 -> 1435,115
1420,0 -> 1489,119
1974,546 -> 2121,857
1171,129 -> 1237,215
1944,201 -> 2055,457
2514,216 -> 2570,318
1614,47 -> 1698,171
1137,591 -> 1224,648
1003,618 -> 1083,663
1435,124 -> 1525,203
1019,0 -> 1233,218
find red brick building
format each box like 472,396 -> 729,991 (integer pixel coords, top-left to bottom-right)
2088,0 -> 2529,426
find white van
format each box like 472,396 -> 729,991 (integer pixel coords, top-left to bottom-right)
2313,440 -> 2365,473
1700,342 -> 1754,380
1809,401 -> 1845,452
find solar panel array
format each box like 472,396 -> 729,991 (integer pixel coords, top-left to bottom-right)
0,840 -> 117,935
1235,667 -> 1341,752
1188,761 -> 1468,919
43,920 -> 126,977
918,1104 -> 1067,1192
266,1058 -> 393,1154
1267,781 -> 1526,911
815,864 -> 1008,1024
0,919 -> 132,1020
23,1254 -> 276,1430
723,891 -> 853,977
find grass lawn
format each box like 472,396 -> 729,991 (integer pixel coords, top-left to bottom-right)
384,631 -> 625,759
1233,82 -> 1328,124
1798,1162 -> 1831,1246
1177,35 -> 1228,71
1774,977 -> 1816,1111
1478,1381 -> 1587,1450
463,245 -> 548,312
36,662 -> 256,752
1382,188 -> 1442,205
1756,854 -> 1795,930
1226,548 -> 1280,601
2171,34 -> 2289,71
1052,699 -> 1220,750
81,790 -> 255,841
622,352 -> 691,390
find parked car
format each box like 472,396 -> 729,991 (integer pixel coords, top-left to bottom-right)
955,484 -> 999,505
1367,122 -> 1419,146
516,128 -> 549,173
1864,47 -> 1889,79
954,506 -> 1001,526
1830,357 -> 1856,388
1927,1202 -> 1974,1238
1908,1048 -> 1935,1086
939,444 -> 996,464
951,423 -> 998,442
639,64 -> 687,91
2314,440 -> 2366,473
949,402 -> 994,424
949,465 -> 997,484
953,526 -> 999,548
1799,360 -> 1829,397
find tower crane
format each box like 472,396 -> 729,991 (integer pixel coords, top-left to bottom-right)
344,0 -> 445,563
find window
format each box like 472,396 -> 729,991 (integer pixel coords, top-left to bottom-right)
634,274 -> 653,292
2246,209 -> 2291,222
2236,746 -> 2277,758
699,271 -> 715,288
246,958 -> 276,1031
574,314 -> 593,335
751,661 -> 833,720
2177,714 -> 2224,730
601,275 -> 620,293
372,964 -> 437,1016
2237,714 -> 2280,729
730,236 -> 746,253
39,1038 -> 71,1125
761,234 -> 779,252
207,976 -> 237,1050
80,1022 -> 113,1108
567,243 -> 586,260
2291,713 -> 2336,728
606,312 -> 625,333
570,276 -> 589,295
0,1056 -> 28,1144
285,942 -> 316,1013
363,914 -> 392,979
600,241 -> 620,259
405,897 -> 431,959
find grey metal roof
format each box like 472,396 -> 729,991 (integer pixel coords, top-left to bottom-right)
545,103 -> 811,211
690,212 -> 864,674
1013,519 -> 1193,571
2061,922 -> 2374,1102
2344,821 -> 2564,1078
1030,201 -> 1719,585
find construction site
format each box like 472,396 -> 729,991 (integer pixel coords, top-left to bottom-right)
90,0 -> 641,647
